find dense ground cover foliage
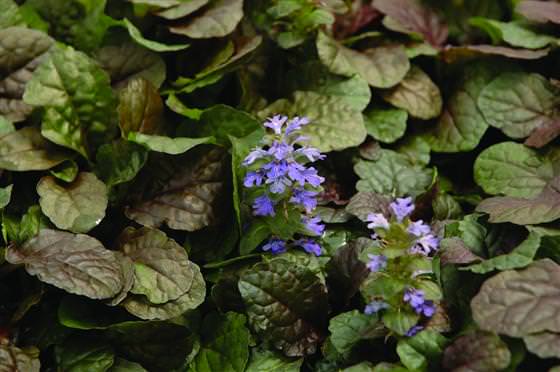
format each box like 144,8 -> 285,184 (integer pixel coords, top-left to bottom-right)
2,0 -> 560,370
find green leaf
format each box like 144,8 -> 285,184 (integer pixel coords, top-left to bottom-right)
95,140 -> 148,187
354,149 -> 434,197
117,227 -> 202,305
0,344 -> 40,372
396,340 -> 426,371
198,105 -> 261,146
128,132 -> 214,155
317,31 -> 410,88
2,205 -> 51,245
122,18 -> 190,52
424,61 -> 499,152
107,321 -> 195,371
125,149 -> 226,231
26,0 -> 115,52
345,192 -> 392,221
121,273 -> 206,320
372,0 -> 448,46
0,127 -> 68,171
474,142 -> 560,198
5,229 -> 128,300
442,331 -> 511,372
476,176 -> 560,225
238,258 -> 329,356
463,231 -> 541,274
55,336 -> 115,372
286,61 -> 371,111
37,172 -> 108,233
58,296 -> 131,330
0,184 -> 13,209
169,0 -> 243,38
109,358 -> 148,372
477,72 -> 560,139
329,310 -> 383,354
364,108 -> 408,144
516,1 -> 560,24
471,259 -> 560,337
0,0 -> 22,28
523,332 -> 560,359
0,27 -> 53,122
118,77 -> 164,137
191,312 -> 250,372
245,350 -> 303,372
382,309 -> 419,336
239,221 -> 271,255
155,0 -> 210,20
23,44 -> 118,158
470,17 -> 557,49
173,36 -> 262,93
260,91 -> 366,152
381,66 -> 442,120
50,160 -> 79,182
96,42 -> 166,89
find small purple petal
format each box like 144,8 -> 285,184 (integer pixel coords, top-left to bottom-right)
366,213 -> 389,230
295,238 -> 322,256
243,148 -> 268,166
262,238 -> 287,254
290,188 -> 318,213
285,116 -> 310,135
366,254 -> 387,272
243,171 -> 264,188
364,300 -> 389,315
407,220 -> 431,237
302,215 -> 325,236
264,115 -> 288,135
390,197 -> 415,222
252,195 -> 275,217
405,325 -> 424,337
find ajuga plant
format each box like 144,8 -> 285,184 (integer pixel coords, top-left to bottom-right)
242,115 -> 326,256
361,197 -> 441,338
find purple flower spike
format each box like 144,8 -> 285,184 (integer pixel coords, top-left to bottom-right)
364,300 -> 389,315
263,238 -> 287,254
290,188 -> 318,213
252,195 -> 275,217
264,115 -> 288,134
367,254 -> 387,272
407,220 -> 431,237
390,197 -> 415,222
302,215 -> 325,236
405,325 -> 424,337
296,238 -> 322,256
366,213 -> 389,230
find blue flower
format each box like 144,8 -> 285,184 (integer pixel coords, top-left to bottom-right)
364,300 -> 389,315
243,148 -> 267,166
268,141 -> 293,160
243,171 -> 264,188
295,147 -> 325,162
418,301 -> 436,317
302,215 -> 325,236
407,220 -> 431,237
264,115 -> 288,134
366,213 -> 389,230
410,234 -> 440,256
290,188 -> 318,212
367,254 -> 387,272
285,116 -> 310,134
405,325 -> 424,337
290,166 -> 324,187
403,288 -> 425,308
295,238 -> 322,256
390,197 -> 415,222
262,238 -> 287,254
253,195 -> 275,216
